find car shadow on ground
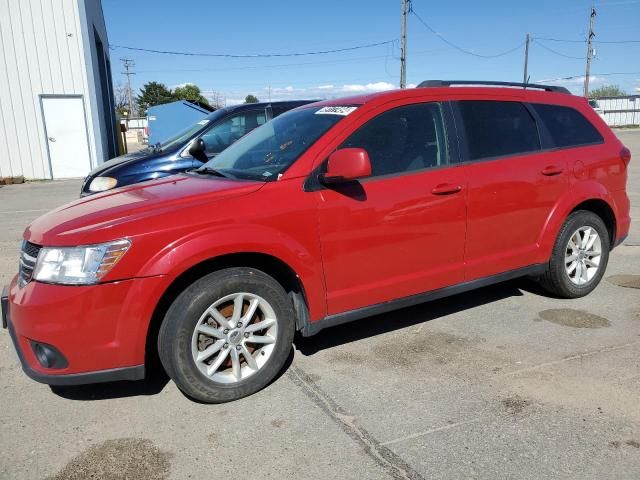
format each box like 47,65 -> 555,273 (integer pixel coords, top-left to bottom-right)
295,279 -> 533,356
50,370 -> 171,401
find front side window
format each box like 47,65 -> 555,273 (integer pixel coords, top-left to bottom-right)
339,103 -> 449,177
457,101 -> 541,161
197,106 -> 350,181
199,109 -> 267,155
532,103 -> 603,148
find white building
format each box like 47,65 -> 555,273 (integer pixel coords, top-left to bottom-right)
0,0 -> 116,180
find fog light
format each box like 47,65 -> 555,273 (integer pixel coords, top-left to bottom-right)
30,341 -> 68,369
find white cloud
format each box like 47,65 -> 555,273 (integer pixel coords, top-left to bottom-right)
342,81 -> 395,92
207,81 -> 405,106
534,75 -> 606,94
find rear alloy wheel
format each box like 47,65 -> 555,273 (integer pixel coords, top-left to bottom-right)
564,226 -> 602,286
538,210 -> 609,298
159,268 -> 295,403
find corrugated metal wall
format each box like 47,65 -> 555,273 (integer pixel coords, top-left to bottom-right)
597,96 -> 640,127
0,0 -> 98,179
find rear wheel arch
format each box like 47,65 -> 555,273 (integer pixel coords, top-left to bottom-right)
568,199 -> 616,247
538,184 -> 618,261
144,252 -> 310,373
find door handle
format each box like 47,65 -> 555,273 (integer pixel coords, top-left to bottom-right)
431,184 -> 462,195
541,165 -> 563,176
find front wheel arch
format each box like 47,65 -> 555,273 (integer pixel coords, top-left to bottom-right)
144,252 -> 309,375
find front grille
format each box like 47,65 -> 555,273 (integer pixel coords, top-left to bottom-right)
19,241 -> 41,288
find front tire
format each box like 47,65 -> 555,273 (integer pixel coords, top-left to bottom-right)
538,210 -> 610,298
158,268 -> 295,403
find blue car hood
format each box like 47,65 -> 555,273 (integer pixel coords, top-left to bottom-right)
87,147 -> 181,177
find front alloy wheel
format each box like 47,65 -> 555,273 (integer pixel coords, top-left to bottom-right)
158,268 -> 295,403
191,292 -> 277,384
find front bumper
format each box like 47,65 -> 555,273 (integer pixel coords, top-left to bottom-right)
3,274 -> 167,385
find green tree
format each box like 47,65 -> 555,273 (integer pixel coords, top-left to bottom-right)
589,85 -> 626,98
136,81 -> 175,114
244,94 -> 259,104
173,84 -> 210,105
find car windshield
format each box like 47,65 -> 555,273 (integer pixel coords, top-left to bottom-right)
152,109 -> 228,152
196,106 -> 354,181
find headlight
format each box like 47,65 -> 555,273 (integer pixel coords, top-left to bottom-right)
32,239 -> 131,285
88,176 -> 118,192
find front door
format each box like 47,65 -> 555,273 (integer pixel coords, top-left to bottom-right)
316,102 -> 468,315
41,96 -> 91,179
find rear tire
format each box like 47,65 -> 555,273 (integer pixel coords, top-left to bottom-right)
538,210 -> 610,298
158,268 -> 295,403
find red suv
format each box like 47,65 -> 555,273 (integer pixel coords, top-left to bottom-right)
2,81 -> 631,402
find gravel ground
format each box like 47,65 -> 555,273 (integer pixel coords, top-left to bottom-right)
0,130 -> 639,480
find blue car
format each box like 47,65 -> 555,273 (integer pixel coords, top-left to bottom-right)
81,100 -> 315,195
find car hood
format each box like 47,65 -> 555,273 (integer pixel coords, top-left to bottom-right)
25,174 -> 265,246
87,148 -> 177,176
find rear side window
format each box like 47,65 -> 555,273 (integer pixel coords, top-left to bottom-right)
532,103 -> 603,148
457,101 -> 540,161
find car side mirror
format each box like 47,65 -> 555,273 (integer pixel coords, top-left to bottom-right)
188,138 -> 207,162
320,148 -> 372,184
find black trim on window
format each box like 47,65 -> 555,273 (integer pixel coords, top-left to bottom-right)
304,101 -> 459,192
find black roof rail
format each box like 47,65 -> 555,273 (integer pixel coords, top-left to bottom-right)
417,80 -> 571,94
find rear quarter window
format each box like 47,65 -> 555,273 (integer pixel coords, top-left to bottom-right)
532,103 -> 603,148
457,101 -> 541,161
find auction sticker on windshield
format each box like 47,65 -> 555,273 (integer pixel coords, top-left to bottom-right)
315,106 -> 358,116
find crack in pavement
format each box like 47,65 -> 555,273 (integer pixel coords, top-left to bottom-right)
286,365 -> 424,480
499,340 -> 640,377
380,419 -> 480,446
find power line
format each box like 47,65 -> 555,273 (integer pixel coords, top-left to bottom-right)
410,8 -> 524,58
534,36 -> 640,44
537,71 -> 640,82
534,40 -> 585,60
109,40 -> 396,58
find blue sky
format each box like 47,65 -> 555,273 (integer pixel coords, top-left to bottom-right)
103,0 -> 640,104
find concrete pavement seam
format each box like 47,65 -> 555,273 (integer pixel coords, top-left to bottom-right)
286,365 -> 425,480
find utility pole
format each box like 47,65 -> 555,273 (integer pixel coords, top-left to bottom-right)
584,7 -> 596,97
120,58 -> 135,116
523,33 -> 530,85
400,0 -> 408,88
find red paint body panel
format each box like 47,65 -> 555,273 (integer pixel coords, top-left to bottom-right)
317,167 -> 468,314
5,86 -> 631,381
464,150 -> 569,280
8,274 -> 168,375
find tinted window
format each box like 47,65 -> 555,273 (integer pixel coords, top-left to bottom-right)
340,103 -> 449,177
532,103 -> 603,148
458,101 -> 540,161
200,110 -> 267,155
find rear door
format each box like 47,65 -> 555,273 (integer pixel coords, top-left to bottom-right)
316,101 -> 469,315
455,100 -> 569,280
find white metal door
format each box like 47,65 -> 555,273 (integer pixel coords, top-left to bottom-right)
42,97 -> 91,178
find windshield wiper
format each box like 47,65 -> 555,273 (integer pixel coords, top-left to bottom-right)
191,167 -> 229,178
